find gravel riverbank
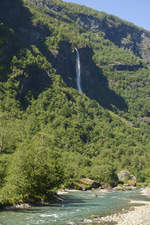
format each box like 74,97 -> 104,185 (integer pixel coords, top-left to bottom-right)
89,188 -> 150,225
91,201 -> 150,225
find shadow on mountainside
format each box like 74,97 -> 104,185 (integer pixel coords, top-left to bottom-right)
0,0 -> 52,107
79,47 -> 128,111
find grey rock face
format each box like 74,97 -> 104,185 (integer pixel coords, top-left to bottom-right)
24,0 -> 150,63
118,170 -> 136,182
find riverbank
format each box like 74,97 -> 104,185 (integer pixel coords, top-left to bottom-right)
88,188 -> 150,225
90,200 -> 150,225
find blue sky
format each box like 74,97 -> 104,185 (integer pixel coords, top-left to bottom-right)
63,0 -> 150,31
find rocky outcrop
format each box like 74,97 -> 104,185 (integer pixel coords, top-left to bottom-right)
138,32 -> 150,64
75,178 -> 100,190
130,82 -> 145,89
26,0 -> 150,64
74,13 -> 150,63
118,170 -> 136,185
5,203 -> 31,210
138,117 -> 150,125
114,170 -> 137,191
24,0 -> 63,12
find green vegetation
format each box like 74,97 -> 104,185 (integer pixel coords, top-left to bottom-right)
0,0 -> 150,205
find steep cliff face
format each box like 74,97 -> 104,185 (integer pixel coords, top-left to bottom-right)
73,13 -> 150,63
53,42 -> 76,89
24,0 -> 150,64
78,47 -> 127,111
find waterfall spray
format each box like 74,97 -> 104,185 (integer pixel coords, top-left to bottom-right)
75,48 -> 83,94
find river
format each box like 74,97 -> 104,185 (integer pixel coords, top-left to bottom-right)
0,189 -> 149,225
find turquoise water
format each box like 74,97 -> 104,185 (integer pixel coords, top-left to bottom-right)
0,189 -> 149,225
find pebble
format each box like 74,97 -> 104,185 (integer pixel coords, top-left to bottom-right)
92,201 -> 150,225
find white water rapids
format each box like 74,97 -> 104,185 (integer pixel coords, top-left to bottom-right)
75,48 -> 83,94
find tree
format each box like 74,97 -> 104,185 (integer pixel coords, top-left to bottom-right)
90,157 -> 118,186
0,133 -> 64,204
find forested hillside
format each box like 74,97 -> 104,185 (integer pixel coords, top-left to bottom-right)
0,0 -> 150,205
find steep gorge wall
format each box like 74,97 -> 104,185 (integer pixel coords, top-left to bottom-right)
24,0 -> 150,64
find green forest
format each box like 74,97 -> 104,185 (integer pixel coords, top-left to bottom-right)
0,0 -> 150,206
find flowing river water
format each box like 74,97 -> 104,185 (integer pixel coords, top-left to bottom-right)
0,189 -> 149,225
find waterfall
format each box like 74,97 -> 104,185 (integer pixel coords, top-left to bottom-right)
75,48 -> 83,94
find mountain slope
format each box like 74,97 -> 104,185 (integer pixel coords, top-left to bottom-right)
25,0 -> 150,63
1,0 -> 150,121
0,0 -> 150,204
